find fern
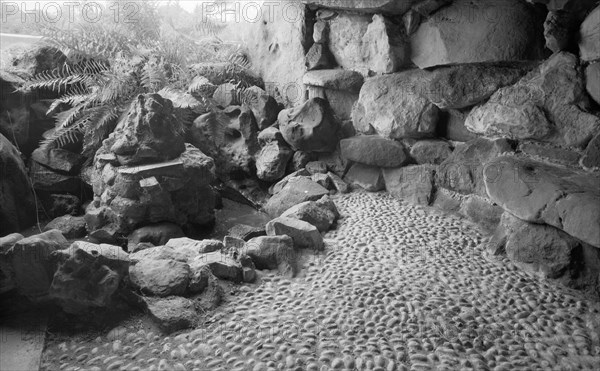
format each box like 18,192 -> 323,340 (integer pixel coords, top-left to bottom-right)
22,1 -> 260,161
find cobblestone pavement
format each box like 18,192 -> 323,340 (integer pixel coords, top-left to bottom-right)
43,192 -> 600,371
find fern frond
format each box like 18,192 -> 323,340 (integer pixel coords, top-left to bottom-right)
157,87 -> 206,109
46,85 -> 93,114
54,105 -> 86,128
39,120 -> 85,149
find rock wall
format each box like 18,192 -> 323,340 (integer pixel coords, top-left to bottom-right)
237,0 -> 600,299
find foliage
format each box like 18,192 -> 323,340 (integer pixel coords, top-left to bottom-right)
18,0 -> 256,159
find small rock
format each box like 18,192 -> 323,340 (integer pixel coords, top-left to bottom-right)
344,163 -> 384,192
266,217 -> 324,250
145,296 -> 197,334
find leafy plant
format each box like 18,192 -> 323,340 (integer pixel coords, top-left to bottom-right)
18,1 -> 256,159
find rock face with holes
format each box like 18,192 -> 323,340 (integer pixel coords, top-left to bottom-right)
86,94 -> 217,237
49,242 -> 129,313
278,98 -> 341,153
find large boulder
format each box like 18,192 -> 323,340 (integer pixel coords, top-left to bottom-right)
2,230 -> 68,301
493,213 -> 581,278
410,0 -> 544,68
352,70 -> 438,139
110,94 -> 186,166
436,138 -> 514,197
0,133 -> 36,234
424,62 -> 536,109
49,242 -> 129,313
484,156 -> 600,248
327,13 -> 409,74
266,217 -> 325,250
383,165 -> 436,205
278,98 -> 340,153
579,6 -> 600,62
465,52 -> 600,148
255,141 -> 293,182
265,177 -> 330,217
489,212 -> 600,299
340,136 -> 408,167
129,259 -> 191,297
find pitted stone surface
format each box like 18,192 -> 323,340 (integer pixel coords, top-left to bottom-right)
43,192 -> 600,371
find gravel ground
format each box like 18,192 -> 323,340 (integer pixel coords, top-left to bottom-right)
42,191 -> 600,371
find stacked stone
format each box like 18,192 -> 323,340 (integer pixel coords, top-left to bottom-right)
85,94 -> 218,241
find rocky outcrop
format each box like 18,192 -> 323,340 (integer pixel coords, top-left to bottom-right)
465,52 -> 600,148
340,135 -> 408,168
0,133 -> 36,234
352,70 -> 438,139
110,94 -> 186,166
410,0 -> 544,68
484,156 -> 600,248
87,95 -> 217,237
278,98 -> 340,153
